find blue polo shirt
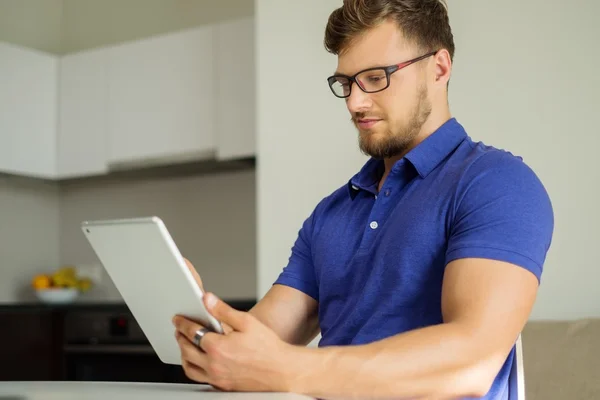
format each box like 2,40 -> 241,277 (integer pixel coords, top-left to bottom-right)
274,117 -> 554,399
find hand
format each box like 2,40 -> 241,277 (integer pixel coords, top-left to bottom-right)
182,257 -> 234,334
173,292 -> 296,392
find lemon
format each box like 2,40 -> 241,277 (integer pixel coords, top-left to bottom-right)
78,278 -> 92,292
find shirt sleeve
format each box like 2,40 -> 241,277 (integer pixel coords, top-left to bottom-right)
273,208 -> 320,301
445,151 -> 554,283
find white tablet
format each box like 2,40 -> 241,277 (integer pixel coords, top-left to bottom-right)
80,216 -> 224,365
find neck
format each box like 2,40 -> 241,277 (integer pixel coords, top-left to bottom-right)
378,108 -> 452,192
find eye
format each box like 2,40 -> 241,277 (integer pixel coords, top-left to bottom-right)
365,73 -> 385,83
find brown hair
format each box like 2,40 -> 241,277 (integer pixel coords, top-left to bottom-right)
324,0 -> 455,61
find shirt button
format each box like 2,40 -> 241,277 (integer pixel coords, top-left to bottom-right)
370,221 -> 378,230
385,189 -> 391,196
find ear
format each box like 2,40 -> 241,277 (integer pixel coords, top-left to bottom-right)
433,49 -> 452,87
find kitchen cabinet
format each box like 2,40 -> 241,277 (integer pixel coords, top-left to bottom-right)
57,47 -> 110,179
106,25 -> 216,168
0,310 -> 61,381
215,16 -> 256,160
1,16 -> 257,181
0,42 -> 58,179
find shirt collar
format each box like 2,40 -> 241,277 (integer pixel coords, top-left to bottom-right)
348,157 -> 384,198
404,117 -> 467,178
348,118 -> 467,198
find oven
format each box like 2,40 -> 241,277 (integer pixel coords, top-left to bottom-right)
62,308 -> 191,383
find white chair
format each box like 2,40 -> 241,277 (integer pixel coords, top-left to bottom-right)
508,333 -> 526,399
516,333 -> 526,399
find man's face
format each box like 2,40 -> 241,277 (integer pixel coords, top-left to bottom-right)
334,20 -> 434,159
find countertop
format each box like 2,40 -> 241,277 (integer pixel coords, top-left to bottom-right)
0,381 -> 314,400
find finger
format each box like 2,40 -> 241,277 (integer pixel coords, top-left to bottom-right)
203,292 -> 252,333
175,331 -> 209,371
184,257 -> 204,291
182,359 -> 210,384
221,322 -> 235,335
173,316 -> 209,346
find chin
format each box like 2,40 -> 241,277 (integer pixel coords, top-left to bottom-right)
359,130 -> 387,145
358,126 -> 385,137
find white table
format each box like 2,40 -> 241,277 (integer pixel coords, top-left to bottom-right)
0,381 -> 315,400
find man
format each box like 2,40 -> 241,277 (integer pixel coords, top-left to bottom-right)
173,1 -> 554,398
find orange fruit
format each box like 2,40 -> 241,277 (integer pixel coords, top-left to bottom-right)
32,275 -> 51,290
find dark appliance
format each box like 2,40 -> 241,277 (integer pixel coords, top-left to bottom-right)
62,307 -> 191,383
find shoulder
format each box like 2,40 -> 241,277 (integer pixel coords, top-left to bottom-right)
453,139 -> 555,241
446,141 -> 554,281
298,183 -> 351,233
311,183 -> 352,220
456,140 -> 551,206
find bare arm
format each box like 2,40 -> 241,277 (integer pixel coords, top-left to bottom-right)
285,258 -> 538,399
249,284 -> 319,346
184,259 -> 319,346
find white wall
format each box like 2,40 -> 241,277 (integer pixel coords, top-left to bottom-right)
256,1 -> 599,320
0,0 -> 63,54
256,0 -> 367,299
447,0 -> 599,320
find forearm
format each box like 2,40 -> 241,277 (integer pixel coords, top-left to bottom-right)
249,288 -> 319,346
286,323 -> 502,399
250,309 -> 319,346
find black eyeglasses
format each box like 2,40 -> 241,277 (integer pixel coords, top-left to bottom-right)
326,51 -> 438,98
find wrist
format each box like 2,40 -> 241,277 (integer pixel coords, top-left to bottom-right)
275,343 -> 307,393
278,344 -> 338,395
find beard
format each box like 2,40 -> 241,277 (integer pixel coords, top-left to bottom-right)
355,84 -> 432,159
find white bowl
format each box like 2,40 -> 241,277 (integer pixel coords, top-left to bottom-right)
36,288 -> 79,304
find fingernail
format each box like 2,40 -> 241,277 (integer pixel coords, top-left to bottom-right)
205,293 -> 217,308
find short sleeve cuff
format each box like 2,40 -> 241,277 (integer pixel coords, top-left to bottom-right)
446,246 -> 543,283
273,274 -> 319,301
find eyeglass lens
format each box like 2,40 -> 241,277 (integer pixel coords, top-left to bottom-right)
330,68 -> 388,97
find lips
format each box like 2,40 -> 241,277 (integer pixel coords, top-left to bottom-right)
357,119 -> 381,129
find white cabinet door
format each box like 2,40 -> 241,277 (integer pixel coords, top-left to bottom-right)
106,26 -> 216,167
0,43 -> 58,179
215,16 -> 256,160
57,48 -> 109,179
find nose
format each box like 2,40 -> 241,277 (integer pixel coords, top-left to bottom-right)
345,82 -> 372,113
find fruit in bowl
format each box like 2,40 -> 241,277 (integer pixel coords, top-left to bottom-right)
31,266 -> 93,304
35,287 -> 79,304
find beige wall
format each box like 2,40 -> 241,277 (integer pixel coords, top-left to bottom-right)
0,168 -> 256,303
59,169 -> 257,302
0,0 -> 63,54
0,175 -> 60,303
0,0 -> 253,54
60,0 -> 253,54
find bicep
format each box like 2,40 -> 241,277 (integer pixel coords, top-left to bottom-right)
249,284 -> 319,346
440,258 -> 539,388
253,205 -> 323,345
442,258 -> 538,346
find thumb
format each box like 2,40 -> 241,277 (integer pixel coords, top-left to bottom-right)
204,292 -> 251,332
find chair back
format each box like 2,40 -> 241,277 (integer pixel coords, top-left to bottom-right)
508,333 -> 526,399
